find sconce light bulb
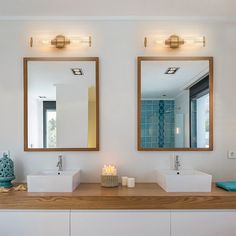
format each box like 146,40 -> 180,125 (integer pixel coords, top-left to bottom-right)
41,39 -> 50,44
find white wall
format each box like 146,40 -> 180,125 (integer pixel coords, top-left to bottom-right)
1,0 -> 235,17
28,98 -> 43,148
0,20 -> 236,182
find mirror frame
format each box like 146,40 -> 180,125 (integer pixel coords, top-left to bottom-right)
24,57 -> 99,152
137,56 -> 213,151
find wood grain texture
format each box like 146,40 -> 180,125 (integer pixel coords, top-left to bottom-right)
0,183 -> 236,210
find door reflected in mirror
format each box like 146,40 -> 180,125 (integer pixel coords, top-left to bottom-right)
138,57 -> 213,151
24,57 -> 99,151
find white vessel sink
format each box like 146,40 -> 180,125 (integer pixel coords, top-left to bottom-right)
27,170 -> 80,192
157,169 -> 212,192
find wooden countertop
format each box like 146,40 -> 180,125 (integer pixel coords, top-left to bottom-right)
1,183 -> 236,210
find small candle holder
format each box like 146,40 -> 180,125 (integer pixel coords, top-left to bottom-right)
101,165 -> 118,188
101,175 -> 118,187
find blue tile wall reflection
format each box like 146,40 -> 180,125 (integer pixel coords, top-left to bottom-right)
141,100 -> 175,148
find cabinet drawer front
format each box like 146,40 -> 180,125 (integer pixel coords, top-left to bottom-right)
0,210 -> 70,236
172,211 -> 236,236
71,210 -> 170,236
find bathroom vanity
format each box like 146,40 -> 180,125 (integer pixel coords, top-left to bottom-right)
0,183 -> 236,236
4,50 -> 229,236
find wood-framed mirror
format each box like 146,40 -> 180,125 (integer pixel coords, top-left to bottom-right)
24,57 -> 99,151
137,57 -> 213,151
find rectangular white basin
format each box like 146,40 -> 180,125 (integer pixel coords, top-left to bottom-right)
157,169 -> 212,192
27,170 -> 80,192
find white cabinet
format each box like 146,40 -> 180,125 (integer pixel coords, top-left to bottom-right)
71,210 -> 170,236
0,210 -> 70,236
2,209 -> 236,236
171,211 -> 236,236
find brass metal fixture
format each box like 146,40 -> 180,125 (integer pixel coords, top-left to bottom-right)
30,37 -> 33,47
51,35 -> 71,49
144,37 -> 148,48
88,36 -> 92,47
165,35 -> 185,49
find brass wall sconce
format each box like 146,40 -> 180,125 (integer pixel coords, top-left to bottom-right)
144,35 -> 206,49
30,35 -> 92,49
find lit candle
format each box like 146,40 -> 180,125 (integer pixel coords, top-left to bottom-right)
102,165 -> 117,176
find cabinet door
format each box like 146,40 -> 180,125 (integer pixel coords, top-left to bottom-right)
71,210 -> 170,236
0,210 -> 70,236
171,211 -> 236,236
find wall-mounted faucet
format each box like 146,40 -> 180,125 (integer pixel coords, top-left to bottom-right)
57,155 -> 63,172
174,155 -> 181,171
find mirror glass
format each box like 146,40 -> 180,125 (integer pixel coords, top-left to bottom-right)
138,57 -> 213,151
24,58 -> 99,151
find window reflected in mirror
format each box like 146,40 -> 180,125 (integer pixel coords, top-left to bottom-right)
138,57 -> 213,151
190,76 -> 209,148
43,101 -> 56,148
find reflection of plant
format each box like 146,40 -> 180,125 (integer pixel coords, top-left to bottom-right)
48,118 -> 56,148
